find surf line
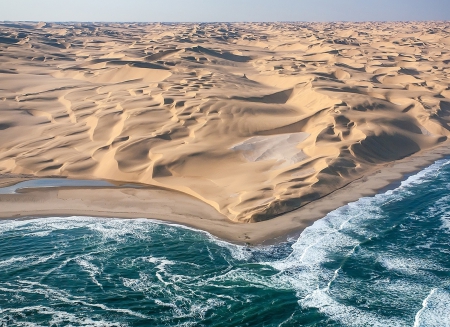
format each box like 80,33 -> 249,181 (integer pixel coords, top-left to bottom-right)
413,288 -> 437,327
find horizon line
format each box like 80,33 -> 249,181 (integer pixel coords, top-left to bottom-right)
1,19 -> 449,24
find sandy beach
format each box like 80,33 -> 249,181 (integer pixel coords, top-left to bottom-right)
1,21 -> 450,244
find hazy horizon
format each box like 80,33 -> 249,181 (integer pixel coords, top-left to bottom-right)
1,0 -> 449,23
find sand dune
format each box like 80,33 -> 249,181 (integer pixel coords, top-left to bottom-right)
1,21 -> 450,224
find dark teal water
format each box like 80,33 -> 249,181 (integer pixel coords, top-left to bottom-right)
1,159 -> 450,326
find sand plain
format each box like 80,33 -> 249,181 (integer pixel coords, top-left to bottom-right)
1,21 -> 450,242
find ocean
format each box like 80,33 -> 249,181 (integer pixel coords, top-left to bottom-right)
1,159 -> 450,326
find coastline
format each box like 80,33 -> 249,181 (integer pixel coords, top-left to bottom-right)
1,141 -> 449,245
1,21 -> 450,231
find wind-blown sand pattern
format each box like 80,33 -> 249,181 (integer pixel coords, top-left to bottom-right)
1,21 -> 450,225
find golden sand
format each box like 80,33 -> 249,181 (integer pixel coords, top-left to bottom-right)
1,21 -> 450,242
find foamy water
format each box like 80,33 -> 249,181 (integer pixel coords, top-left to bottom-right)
1,159 -> 450,326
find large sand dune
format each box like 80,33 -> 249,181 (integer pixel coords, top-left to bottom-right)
1,21 -> 450,224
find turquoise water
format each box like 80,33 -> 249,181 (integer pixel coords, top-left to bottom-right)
1,160 -> 450,326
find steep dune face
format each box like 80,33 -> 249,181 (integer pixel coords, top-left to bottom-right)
0,22 -> 450,222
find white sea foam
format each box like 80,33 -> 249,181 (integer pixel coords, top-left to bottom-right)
0,251 -> 63,269
121,266 -> 229,320
198,267 -> 292,291
1,280 -> 147,320
414,288 -> 450,327
145,219 -> 255,261
277,311 -> 296,327
24,230 -> 52,237
75,256 -> 103,288
378,256 -> 442,278
0,305 -> 126,326
0,255 -> 29,267
441,214 -> 450,231
429,196 -> 450,232
301,289 -> 405,327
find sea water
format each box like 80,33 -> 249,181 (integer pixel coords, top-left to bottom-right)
1,159 -> 450,326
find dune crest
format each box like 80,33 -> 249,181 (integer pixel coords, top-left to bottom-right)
1,22 -> 450,223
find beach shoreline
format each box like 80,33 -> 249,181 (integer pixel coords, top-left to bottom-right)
1,141 -> 449,245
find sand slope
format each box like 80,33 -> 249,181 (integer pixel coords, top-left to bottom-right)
1,21 -> 450,223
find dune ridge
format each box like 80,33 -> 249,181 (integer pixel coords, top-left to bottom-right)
1,21 -> 450,223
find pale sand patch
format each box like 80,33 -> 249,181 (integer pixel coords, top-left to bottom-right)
231,133 -> 309,168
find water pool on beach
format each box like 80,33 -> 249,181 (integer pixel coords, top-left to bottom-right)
0,178 -> 148,194
1,159 -> 450,326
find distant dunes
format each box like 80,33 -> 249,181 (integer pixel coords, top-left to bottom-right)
0,21 -> 449,222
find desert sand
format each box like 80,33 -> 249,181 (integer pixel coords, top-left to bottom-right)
1,21 -> 450,242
